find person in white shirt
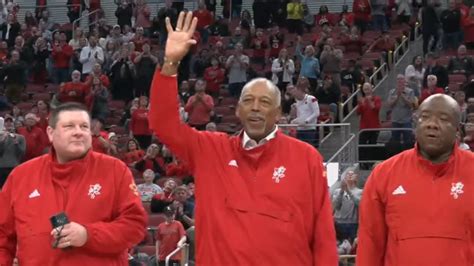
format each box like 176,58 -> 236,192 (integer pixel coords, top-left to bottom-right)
79,36 -> 104,77
288,78 -> 320,146
271,48 -> 295,92
137,169 -> 163,202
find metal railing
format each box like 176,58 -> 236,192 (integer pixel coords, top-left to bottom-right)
278,122 -> 351,147
358,128 -> 415,163
72,9 -> 102,36
326,133 -> 357,165
393,35 -> 410,66
15,4 -> 82,26
165,243 -> 190,266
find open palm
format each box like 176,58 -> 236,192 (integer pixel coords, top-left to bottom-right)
165,11 -> 198,62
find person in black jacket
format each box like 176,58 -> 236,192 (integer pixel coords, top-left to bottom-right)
3,51 -> 27,104
0,14 -> 20,48
115,0 -> 133,28
440,0 -> 462,51
420,1 -> 440,55
423,52 -> 449,89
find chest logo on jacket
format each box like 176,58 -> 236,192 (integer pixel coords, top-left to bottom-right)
272,166 -> 286,184
88,183 -> 102,199
450,182 -> 464,199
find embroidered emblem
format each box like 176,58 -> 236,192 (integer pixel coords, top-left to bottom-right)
129,183 -> 139,196
88,184 -> 102,199
451,182 -> 464,199
272,166 -> 286,183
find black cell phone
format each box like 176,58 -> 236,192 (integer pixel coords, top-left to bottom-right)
50,212 -> 70,229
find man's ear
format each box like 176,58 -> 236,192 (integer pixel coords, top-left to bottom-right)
46,126 -> 54,143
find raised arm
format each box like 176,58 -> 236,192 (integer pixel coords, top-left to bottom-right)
148,12 -> 204,172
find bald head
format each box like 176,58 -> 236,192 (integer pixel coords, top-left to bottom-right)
419,94 -> 461,125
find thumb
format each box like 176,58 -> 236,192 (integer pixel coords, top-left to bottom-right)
187,39 -> 197,46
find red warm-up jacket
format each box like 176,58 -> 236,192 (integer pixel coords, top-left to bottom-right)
148,70 -> 338,265
0,150 -> 147,266
357,145 -> 474,266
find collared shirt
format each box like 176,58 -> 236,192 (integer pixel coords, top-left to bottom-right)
242,125 -> 278,150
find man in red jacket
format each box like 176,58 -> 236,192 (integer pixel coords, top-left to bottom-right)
51,31 -> 73,84
184,79 -> 214,130
357,94 -> 474,265
148,12 -> 338,265
0,102 -> 147,265
16,113 -> 49,161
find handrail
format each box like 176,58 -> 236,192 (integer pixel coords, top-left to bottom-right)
14,3 -> 82,25
72,9 -> 102,36
326,133 -> 356,163
165,243 -> 189,266
278,123 -> 351,146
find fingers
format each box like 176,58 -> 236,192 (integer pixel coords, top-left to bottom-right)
188,17 -> 198,37
165,17 -> 173,33
183,11 -> 193,32
176,11 -> 185,31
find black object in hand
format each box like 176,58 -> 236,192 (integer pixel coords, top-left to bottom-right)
50,212 -> 70,249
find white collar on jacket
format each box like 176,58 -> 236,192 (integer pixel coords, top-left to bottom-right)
242,125 -> 278,150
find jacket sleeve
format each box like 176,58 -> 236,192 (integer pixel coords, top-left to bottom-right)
310,151 -> 339,265
148,70 -> 207,172
0,173 -> 17,266
356,167 -> 387,266
81,162 -> 147,255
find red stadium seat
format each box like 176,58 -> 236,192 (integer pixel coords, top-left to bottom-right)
136,245 -> 156,256
219,97 -> 238,107
449,74 -> 467,84
148,213 -> 166,228
438,56 -> 450,67
221,115 -> 240,124
214,106 -> 234,116
32,93 -> 51,102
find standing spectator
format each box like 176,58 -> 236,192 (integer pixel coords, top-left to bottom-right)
90,77 -> 109,121
227,26 -> 246,50
90,118 -> 109,153
388,74 -> 416,144
352,0 -> 371,34
231,0 -> 243,18
370,0 -> 388,32
448,44 -> 473,76
253,0 -> 271,29
395,0 -> 412,24
24,11 -> 37,28
225,43 -> 249,97
3,50 -> 27,104
79,36 -> 104,77
315,76 -> 341,117
134,43 -> 158,97
137,169 -> 163,202
420,1 -> 440,55
69,27 -> 85,50
268,25 -> 285,59
338,5 -> 354,29
31,37 -> 50,85
340,26 -> 366,55
155,1 -> 178,45
184,80 -> 214,130
58,70 -> 90,105
123,138 -> 145,167
320,44 -> 343,87
295,36 -> 320,91
287,82 -> 320,146
271,48 -> 295,93
155,206 -> 187,266
462,6 -> 474,49
131,96 -> 152,149
331,168 -> 362,242
440,0 -> 462,51
203,56 -> 225,96
207,16 -> 230,37
110,46 -> 135,102
17,113 -> 49,161
134,0 -> 151,35
67,0 -> 82,23
193,2 -> 213,44
286,0 -> 304,35
423,52 -> 449,89
249,28 -> 268,67
106,25 -> 125,47
0,117 -> 26,188
405,55 -> 425,98
419,74 -> 445,104
115,0 -> 133,28
0,13 -> 20,48
132,26 -> 148,52
85,63 -> 110,89
239,9 -> 253,32
358,82 -> 382,144
205,0 -> 217,16
302,2 -> 315,33
52,32 -> 74,84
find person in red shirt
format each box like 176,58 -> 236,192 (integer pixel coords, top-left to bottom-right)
357,82 -> 382,144
59,70 -> 90,105
339,5 -> 354,28
462,6 -> 474,48
85,63 -> 110,89
192,2 -> 213,44
268,25 -> 285,59
131,96 -> 152,148
419,74 -> 445,104
203,56 -> 225,96
352,0 -> 371,34
155,206 -> 187,266
357,94 -> 474,265
90,118 -> 109,154
122,138 -> 145,167
249,28 -> 268,67
184,79 -> 214,130
35,100 -> 50,131
16,113 -> 49,161
340,26 -> 366,55
367,31 -> 396,53
134,143 -> 166,176
0,102 -> 147,265
132,26 -> 148,52
148,12 -> 338,265
51,31 -> 74,84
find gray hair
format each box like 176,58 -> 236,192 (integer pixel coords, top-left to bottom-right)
239,78 -> 281,107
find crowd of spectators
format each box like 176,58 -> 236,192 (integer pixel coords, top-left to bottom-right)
3,0 -> 474,264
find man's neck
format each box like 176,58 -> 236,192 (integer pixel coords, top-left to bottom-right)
419,147 -> 453,164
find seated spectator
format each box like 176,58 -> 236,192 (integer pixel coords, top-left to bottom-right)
271,48 -> 295,93
17,113 -> 48,161
455,90 -> 467,116
205,122 -> 217,131
338,5 -> 354,28
4,50 -> 27,104
179,80 -> 192,104
155,206 -> 187,266
388,74 -> 416,144
0,41 -> 8,63
107,132 -> 120,158
90,118 -> 109,154
192,48 -> 210,77
151,178 -> 178,213
203,56 -> 225,96
184,80 -> 214,130
423,52 -> 449,89
420,74 -> 445,103
463,6 -> 474,49
315,5 -> 333,26
172,185 -> 195,228
295,36 -> 320,90
227,26 -> 247,49
448,44 -> 473,75
137,169 -> 163,202
135,143 -> 166,175
131,96 -> 152,149
340,26 -> 365,55
89,77 -> 109,121
123,138 -> 145,167
208,16 -> 230,37
249,28 -> 268,67
463,122 -> 474,150
315,75 -> 341,116
34,100 -> 49,131
122,24 -> 135,43
165,157 -> 191,178
193,2 -> 214,43
69,27 -> 86,50
85,63 -> 110,88
405,55 -> 425,98
58,70 -> 90,105
341,60 -> 365,93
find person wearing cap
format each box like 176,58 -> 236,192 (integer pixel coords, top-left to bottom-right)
105,24 -> 124,47
155,206 -> 187,266
0,117 -> 25,188
16,113 -> 49,161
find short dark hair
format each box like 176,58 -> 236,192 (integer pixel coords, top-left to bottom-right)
49,102 -> 90,128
